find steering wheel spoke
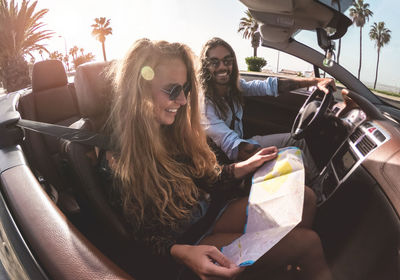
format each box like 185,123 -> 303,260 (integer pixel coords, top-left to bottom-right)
291,88 -> 333,140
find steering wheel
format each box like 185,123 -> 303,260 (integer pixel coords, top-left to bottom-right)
291,87 -> 333,140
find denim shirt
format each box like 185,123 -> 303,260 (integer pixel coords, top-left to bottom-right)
201,77 -> 278,160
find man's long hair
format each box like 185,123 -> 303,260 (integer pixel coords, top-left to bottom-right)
106,39 -> 218,234
198,37 -> 243,120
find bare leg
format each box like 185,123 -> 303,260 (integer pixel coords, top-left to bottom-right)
298,186 -> 317,229
210,197 -> 248,234
246,228 -> 332,280
200,195 -> 331,280
209,186 -> 317,232
199,197 -> 247,247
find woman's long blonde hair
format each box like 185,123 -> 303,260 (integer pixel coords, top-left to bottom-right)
106,39 -> 218,231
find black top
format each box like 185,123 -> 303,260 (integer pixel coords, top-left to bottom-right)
96,151 -> 249,279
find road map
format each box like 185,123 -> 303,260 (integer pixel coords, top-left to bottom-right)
221,147 -> 305,266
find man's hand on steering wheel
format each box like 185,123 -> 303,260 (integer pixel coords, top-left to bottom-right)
314,77 -> 336,94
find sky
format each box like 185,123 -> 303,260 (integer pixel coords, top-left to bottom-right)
34,0 -> 399,90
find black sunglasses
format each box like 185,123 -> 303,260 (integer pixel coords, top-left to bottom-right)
207,56 -> 234,68
160,82 -> 191,100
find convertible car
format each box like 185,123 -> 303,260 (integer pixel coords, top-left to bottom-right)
0,0 -> 399,279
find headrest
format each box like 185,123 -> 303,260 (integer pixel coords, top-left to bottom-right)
32,60 -> 68,92
74,61 -> 112,118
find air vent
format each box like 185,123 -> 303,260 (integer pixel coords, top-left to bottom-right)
356,136 -> 377,156
350,127 -> 364,143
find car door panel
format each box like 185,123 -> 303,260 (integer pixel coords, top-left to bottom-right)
243,89 -> 309,138
315,167 -> 400,280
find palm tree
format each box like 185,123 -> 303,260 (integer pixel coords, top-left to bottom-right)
369,22 -> 391,89
63,54 -> 70,72
69,45 -> 79,61
349,0 -> 373,80
238,9 -> 260,57
73,52 -> 95,69
49,51 -> 63,61
0,0 -> 53,92
91,17 -> 112,61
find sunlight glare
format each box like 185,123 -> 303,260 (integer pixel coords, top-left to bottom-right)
141,66 -> 155,81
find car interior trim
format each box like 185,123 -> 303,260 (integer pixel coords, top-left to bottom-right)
0,163 -> 133,280
0,189 -> 47,280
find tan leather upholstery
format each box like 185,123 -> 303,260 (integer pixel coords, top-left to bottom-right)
18,60 -> 80,201
61,62 -> 132,266
74,61 -> 112,130
32,60 -> 68,92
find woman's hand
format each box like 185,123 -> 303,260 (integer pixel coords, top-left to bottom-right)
170,244 -> 243,280
237,142 -> 261,161
234,146 -> 278,179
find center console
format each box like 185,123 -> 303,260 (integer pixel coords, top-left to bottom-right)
316,121 -> 390,204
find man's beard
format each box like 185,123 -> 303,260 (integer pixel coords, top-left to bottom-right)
212,69 -> 231,85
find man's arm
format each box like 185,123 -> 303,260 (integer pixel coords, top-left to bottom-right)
239,77 -> 279,97
278,77 -> 336,94
201,100 -> 258,160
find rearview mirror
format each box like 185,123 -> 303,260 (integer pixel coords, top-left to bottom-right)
316,28 -> 336,67
316,28 -> 333,51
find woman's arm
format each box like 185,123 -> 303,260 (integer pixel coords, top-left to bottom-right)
233,146 -> 278,179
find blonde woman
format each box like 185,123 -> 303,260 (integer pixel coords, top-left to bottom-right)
102,38 -> 332,280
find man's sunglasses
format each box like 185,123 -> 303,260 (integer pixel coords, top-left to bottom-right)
207,56 -> 234,68
160,82 -> 191,100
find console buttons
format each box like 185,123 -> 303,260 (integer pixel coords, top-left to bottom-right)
373,130 -> 386,142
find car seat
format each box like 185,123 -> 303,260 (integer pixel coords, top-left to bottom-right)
18,60 -> 80,213
59,61 -> 133,250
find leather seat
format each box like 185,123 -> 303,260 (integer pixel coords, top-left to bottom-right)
18,60 -> 80,212
60,61 -> 131,246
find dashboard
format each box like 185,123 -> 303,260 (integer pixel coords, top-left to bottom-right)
314,100 -> 393,205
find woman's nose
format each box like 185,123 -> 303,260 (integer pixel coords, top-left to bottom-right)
174,89 -> 187,106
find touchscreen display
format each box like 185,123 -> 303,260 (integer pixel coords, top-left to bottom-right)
342,151 -> 356,171
332,144 -> 358,180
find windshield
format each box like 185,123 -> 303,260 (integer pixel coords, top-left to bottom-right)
292,0 -> 400,109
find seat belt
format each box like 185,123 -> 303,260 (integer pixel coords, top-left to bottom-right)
17,119 -> 111,150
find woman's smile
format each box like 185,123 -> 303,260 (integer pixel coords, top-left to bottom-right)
151,58 -> 188,125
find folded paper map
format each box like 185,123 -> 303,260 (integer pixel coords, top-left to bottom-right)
221,147 -> 305,266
